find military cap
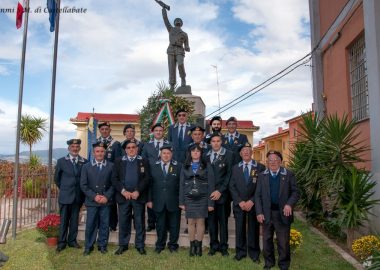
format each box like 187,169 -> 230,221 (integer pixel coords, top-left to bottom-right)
160,144 -> 174,152
239,142 -> 252,152
123,124 -> 135,134
266,150 -> 283,161
206,131 -> 223,144
209,116 -> 222,126
175,108 -> 187,116
188,143 -> 203,152
190,126 -> 205,133
98,121 -> 110,129
67,139 -> 81,145
151,123 -> 164,132
226,116 -> 237,125
121,139 -> 137,149
92,141 -> 107,149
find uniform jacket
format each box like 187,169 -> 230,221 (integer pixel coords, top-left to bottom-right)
142,139 -> 171,166
168,122 -> 194,163
149,160 -> 182,212
111,155 -> 150,204
255,167 -> 299,225
222,132 -> 248,164
229,160 -> 266,206
55,154 -> 87,204
80,160 -> 114,207
204,147 -> 234,204
97,136 -> 122,163
179,163 -> 215,208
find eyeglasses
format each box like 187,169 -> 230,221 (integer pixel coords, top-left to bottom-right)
268,159 -> 280,162
126,146 -> 136,149
178,113 -> 186,117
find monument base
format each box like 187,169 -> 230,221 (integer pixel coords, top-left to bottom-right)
175,85 -> 206,128
176,85 -> 192,95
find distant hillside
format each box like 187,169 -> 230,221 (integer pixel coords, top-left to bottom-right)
0,148 -> 68,164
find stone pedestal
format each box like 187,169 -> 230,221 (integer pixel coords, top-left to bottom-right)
175,85 -> 206,128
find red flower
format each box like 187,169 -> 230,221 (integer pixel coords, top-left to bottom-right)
36,214 -> 60,238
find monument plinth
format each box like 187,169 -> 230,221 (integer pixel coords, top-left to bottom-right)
175,86 -> 206,128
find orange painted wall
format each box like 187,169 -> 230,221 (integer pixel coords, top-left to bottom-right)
319,0 -> 349,36
320,2 -> 371,169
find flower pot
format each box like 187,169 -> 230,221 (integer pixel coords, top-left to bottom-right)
46,237 -> 58,247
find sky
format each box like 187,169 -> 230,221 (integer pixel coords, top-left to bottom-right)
0,0 -> 312,154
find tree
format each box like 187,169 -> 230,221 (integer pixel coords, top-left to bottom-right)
138,82 -> 195,141
20,114 -> 47,160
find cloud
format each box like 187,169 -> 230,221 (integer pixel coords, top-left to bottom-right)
0,0 -> 313,151
273,110 -> 297,119
0,108 -> 5,114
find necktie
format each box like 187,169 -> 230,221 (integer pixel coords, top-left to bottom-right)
244,163 -> 250,184
97,163 -> 102,171
72,158 -> 78,174
130,157 -> 134,162
229,135 -> 234,145
162,163 -> 167,177
213,152 -> 218,163
156,141 -> 160,151
178,125 -> 184,147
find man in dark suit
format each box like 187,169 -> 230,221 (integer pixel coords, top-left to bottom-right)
147,145 -> 181,253
142,123 -> 171,231
55,139 -> 87,252
122,124 -> 144,155
222,116 -> 249,165
229,142 -> 265,262
80,142 -> 114,256
112,139 -> 150,255
204,116 -> 223,143
97,121 -> 122,231
205,132 -> 234,256
168,109 -> 194,164
187,126 -> 209,152
255,150 -> 299,270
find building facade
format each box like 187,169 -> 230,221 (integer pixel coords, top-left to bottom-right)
309,0 -> 380,231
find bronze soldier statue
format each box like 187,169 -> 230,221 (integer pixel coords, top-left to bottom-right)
156,0 -> 190,90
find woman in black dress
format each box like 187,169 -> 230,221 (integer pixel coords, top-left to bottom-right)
179,144 -> 215,256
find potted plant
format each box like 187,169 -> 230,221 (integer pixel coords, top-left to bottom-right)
36,214 -> 60,246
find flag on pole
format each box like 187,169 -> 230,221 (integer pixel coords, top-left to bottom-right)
16,1 -> 24,29
87,116 -> 98,161
47,0 -> 57,32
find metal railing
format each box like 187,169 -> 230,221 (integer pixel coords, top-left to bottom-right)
0,162 -> 59,230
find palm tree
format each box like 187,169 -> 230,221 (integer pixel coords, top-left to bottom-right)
20,114 -> 47,160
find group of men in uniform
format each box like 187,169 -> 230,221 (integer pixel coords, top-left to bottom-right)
54,110 -> 299,270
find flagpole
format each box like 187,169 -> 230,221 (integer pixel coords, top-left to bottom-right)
12,0 -> 30,239
47,0 -> 61,214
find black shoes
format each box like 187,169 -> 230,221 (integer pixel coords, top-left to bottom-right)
195,240 -> 202,256
99,247 -> 108,254
252,258 -> 261,264
137,248 -> 146,255
155,248 -> 163,254
221,249 -> 229,256
189,241 -> 196,257
234,254 -> 246,261
168,247 -> 178,253
114,246 -> 128,255
56,246 -> 66,253
68,242 -> 81,249
208,248 -> 217,256
146,225 -> 155,232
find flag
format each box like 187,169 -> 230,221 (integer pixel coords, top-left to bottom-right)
47,0 -> 57,32
16,1 -> 24,29
87,116 -> 98,161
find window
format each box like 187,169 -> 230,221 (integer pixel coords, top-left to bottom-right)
349,35 -> 369,121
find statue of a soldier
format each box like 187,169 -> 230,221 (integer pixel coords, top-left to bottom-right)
156,1 -> 190,90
